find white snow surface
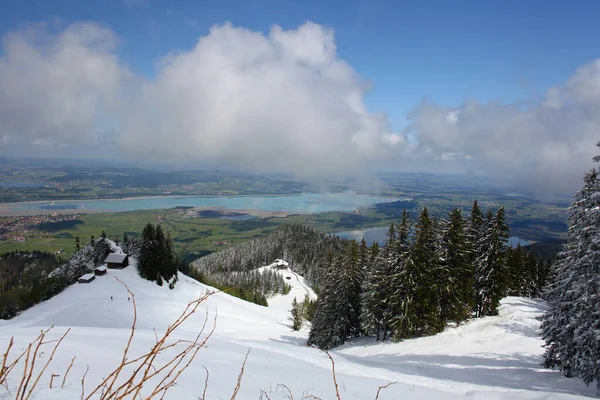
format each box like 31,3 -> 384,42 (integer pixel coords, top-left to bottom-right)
0,255 -> 595,399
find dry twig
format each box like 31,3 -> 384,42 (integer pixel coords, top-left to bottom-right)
200,365 -> 209,400
374,382 -> 397,400
81,365 -> 89,400
230,349 -> 251,400
322,351 -> 341,400
62,356 -> 76,388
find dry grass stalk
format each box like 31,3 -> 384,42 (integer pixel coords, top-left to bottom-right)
81,365 -> 89,400
62,356 -> 76,388
259,389 -> 272,399
200,365 -> 209,400
322,351 -> 341,400
230,348 -> 251,400
0,337 -> 15,389
277,383 -> 294,400
374,382 -> 396,400
50,373 -> 59,389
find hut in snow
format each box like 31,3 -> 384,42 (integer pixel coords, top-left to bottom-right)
78,273 -> 96,284
105,253 -> 129,269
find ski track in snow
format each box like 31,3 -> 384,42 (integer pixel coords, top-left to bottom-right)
0,253 -> 596,399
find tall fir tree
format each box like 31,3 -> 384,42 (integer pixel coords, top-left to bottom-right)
475,207 -> 509,317
438,208 -> 474,324
542,145 -> 600,387
361,225 -> 396,340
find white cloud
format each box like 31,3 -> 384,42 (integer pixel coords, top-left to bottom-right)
405,61 -> 600,195
1,20 -> 600,196
0,22 -> 127,147
119,22 -> 398,177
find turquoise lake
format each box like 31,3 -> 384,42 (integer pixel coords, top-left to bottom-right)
0,192 -> 398,215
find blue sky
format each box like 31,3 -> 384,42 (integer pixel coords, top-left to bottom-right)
2,0 -> 600,130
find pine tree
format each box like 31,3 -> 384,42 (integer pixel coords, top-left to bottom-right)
361,225 -> 396,340
439,208 -> 474,324
308,255 -> 353,349
291,297 -> 302,331
101,230 -> 107,240
138,223 -> 157,280
75,236 -> 80,252
345,240 -> 363,336
475,207 -> 509,317
542,146 -> 600,387
411,207 -> 444,335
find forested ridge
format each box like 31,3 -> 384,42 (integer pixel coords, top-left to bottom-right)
191,224 -> 350,294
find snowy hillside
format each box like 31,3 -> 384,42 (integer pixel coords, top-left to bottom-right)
0,253 -> 595,399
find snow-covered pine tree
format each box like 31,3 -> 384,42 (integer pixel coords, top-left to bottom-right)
308,254 -> 353,349
438,208 -> 474,324
361,225 -> 396,340
291,297 -> 302,331
345,240 -> 363,336
475,207 -> 509,317
542,147 -> 600,387
409,207 -> 444,335
138,223 -> 158,281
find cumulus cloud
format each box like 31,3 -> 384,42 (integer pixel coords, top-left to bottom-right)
405,61 -> 600,195
119,22 -> 397,177
0,22 -> 127,147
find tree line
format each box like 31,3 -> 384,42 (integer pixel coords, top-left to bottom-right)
308,204 -> 550,349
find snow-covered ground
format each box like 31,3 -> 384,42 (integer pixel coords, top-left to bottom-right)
0,257 -> 596,399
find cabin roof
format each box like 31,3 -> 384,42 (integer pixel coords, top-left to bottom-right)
80,273 -> 95,280
95,266 -> 107,272
104,253 -> 128,264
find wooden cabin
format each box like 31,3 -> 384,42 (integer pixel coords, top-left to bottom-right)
104,253 -> 129,269
94,266 -> 108,276
78,273 -> 96,284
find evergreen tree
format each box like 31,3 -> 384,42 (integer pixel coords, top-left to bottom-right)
439,208 -> 474,324
303,294 -> 316,322
410,207 -> 444,335
361,225 -> 396,340
138,223 -> 157,280
542,146 -> 600,387
308,255 -> 354,349
345,240 -> 363,336
75,236 -> 80,252
475,207 -> 509,317
291,297 -> 302,331
101,230 -> 107,240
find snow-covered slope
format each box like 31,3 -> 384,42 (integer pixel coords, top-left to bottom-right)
0,256 -> 595,399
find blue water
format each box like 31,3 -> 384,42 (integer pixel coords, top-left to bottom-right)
0,182 -> 44,188
0,192 -> 397,215
336,226 -> 530,247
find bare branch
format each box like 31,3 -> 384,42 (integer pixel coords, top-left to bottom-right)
374,381 -> 397,400
62,356 -> 76,388
230,349 -> 251,400
81,365 -> 89,400
200,366 -> 209,400
322,351 -> 341,400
